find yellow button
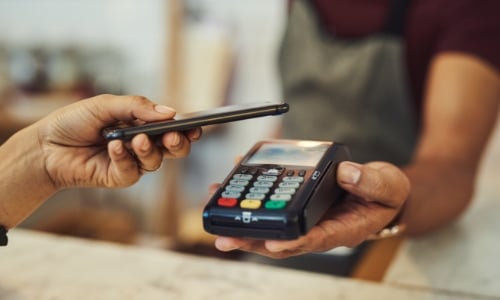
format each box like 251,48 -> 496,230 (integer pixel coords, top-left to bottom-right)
240,199 -> 262,209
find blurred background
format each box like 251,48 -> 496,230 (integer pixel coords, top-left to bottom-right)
0,0 -> 287,249
0,0 -> 362,277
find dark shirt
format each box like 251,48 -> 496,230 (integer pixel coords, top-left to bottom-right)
311,0 -> 500,115
0,225 -> 7,246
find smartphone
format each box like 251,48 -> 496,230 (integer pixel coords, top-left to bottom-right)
203,139 -> 351,240
102,101 -> 289,140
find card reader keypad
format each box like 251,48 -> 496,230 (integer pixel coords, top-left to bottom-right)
218,168 -> 305,210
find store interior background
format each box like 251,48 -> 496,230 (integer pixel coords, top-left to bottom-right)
0,0 -> 365,276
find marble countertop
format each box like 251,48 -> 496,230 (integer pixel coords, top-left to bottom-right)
384,180 -> 500,299
5,115 -> 500,300
0,229 -> 487,300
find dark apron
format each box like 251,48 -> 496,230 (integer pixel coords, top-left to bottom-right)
279,0 -> 416,165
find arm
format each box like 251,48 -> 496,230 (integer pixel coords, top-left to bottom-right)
0,94 -> 201,229
402,52 -> 500,235
0,124 -> 57,230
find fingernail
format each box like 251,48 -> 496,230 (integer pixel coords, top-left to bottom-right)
154,105 -> 175,114
141,138 -> 150,152
111,140 -> 124,155
170,132 -> 181,146
339,162 -> 361,185
191,128 -> 202,140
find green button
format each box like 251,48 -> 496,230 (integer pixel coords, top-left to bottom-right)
265,200 -> 287,210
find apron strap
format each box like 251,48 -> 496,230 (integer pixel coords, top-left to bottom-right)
383,0 -> 412,36
0,225 -> 8,246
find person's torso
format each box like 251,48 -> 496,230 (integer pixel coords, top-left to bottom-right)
309,0 -> 443,116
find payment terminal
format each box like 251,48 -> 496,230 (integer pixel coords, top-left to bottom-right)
203,139 -> 351,240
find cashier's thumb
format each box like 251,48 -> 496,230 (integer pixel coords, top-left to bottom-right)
337,161 -> 362,185
337,161 -> 410,208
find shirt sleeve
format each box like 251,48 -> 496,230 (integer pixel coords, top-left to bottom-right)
0,225 -> 8,246
437,0 -> 500,73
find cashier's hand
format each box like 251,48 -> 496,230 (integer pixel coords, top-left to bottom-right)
213,161 -> 410,259
37,94 -> 201,189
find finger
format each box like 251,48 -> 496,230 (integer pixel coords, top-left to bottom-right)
202,183 -> 221,205
263,221 -> 343,254
107,140 -> 140,186
130,134 -> 163,172
223,237 -> 310,259
87,94 -> 177,124
215,237 -> 249,252
185,127 -> 202,141
214,237 -> 285,258
208,183 -> 221,195
160,132 -> 192,159
264,195 -> 397,254
337,161 -> 409,208
265,218 -> 365,253
262,213 -> 370,255
264,237 -> 311,253
215,234 -> 304,256
234,155 -> 243,165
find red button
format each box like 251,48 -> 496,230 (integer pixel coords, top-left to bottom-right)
218,198 -> 238,207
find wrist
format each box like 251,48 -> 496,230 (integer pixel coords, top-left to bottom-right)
0,124 -> 57,228
9,124 -> 57,194
368,205 -> 407,240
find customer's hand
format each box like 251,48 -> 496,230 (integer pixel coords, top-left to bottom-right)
36,94 -> 201,189
213,161 -> 410,259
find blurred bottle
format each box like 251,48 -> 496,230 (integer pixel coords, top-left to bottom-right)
2,44 -> 124,122
0,46 -> 11,105
80,48 -> 124,95
45,47 -> 82,95
7,46 -> 48,94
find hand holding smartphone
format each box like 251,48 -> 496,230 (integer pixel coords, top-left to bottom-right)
102,101 -> 289,140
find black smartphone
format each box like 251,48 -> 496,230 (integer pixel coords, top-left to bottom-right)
203,139 -> 351,240
102,101 -> 289,140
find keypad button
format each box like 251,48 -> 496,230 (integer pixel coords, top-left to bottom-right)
218,198 -> 238,207
282,176 -> 304,183
254,181 -> 273,188
229,179 -> 249,186
245,193 -> 266,200
274,187 -> 296,194
257,175 -> 278,182
270,194 -> 292,201
279,182 -> 300,188
233,174 -> 253,180
240,199 -> 262,209
217,168 -> 308,212
250,187 -> 270,194
262,168 -> 283,176
265,200 -> 287,210
225,185 -> 245,192
221,191 -> 241,198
